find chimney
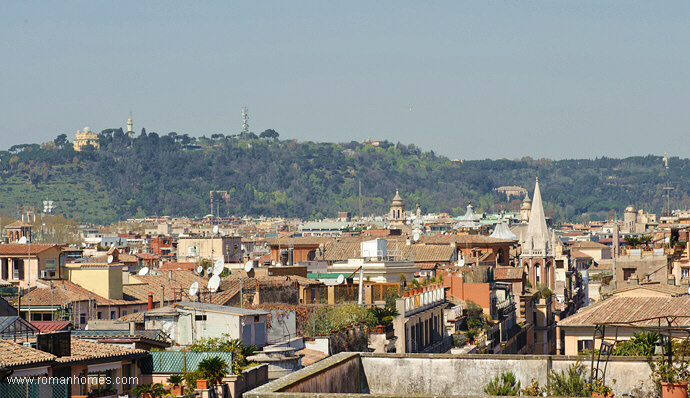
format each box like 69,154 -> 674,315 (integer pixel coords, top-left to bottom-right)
629,275 -> 639,286
668,275 -> 676,286
148,292 -> 154,310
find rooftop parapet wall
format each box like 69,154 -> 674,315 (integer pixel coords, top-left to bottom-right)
246,352 -> 654,398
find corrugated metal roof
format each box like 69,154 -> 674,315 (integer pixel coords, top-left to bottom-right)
31,321 -> 72,332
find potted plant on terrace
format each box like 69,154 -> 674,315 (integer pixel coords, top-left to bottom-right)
166,374 -> 184,396
589,379 -> 615,398
649,356 -> 690,398
130,382 -> 167,398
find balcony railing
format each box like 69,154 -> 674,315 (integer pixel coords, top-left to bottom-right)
403,287 -> 445,317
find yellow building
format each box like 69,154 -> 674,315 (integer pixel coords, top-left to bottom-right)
73,126 -> 100,151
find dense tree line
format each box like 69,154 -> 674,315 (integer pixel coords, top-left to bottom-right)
0,131 -> 687,224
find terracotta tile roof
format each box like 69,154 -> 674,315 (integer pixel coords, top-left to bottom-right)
558,296 -> 690,328
0,339 -> 55,367
570,241 -> 610,249
125,270 -> 211,304
13,279 -> 144,308
494,266 -> 523,280
56,337 -> 147,363
417,262 -> 440,270
605,284 -> 688,297
31,321 -> 73,332
118,253 -> 138,263
159,262 -> 196,270
0,243 -> 60,256
296,348 -> 328,367
570,250 -> 593,259
5,221 -> 32,228
323,238 -> 412,262
136,253 -> 160,260
411,245 -> 455,262
418,235 -> 512,245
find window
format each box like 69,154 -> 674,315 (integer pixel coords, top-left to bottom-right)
556,260 -> 564,269
623,268 -> 636,281
110,311 -> 116,319
45,259 -> 57,271
254,315 -> 260,322
195,314 -> 207,321
80,313 -> 86,325
97,312 -> 102,320
122,310 -> 127,316
578,339 -> 593,353
683,268 -> 689,278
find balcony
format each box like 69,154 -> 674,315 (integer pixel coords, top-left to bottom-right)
402,287 -> 445,317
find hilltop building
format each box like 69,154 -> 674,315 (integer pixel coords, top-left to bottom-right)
127,113 -> 134,137
73,126 -> 99,151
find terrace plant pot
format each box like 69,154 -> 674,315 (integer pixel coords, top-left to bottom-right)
171,385 -> 184,395
196,379 -> 209,390
661,382 -> 688,398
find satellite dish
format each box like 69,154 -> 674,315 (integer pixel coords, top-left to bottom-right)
213,259 -> 224,276
271,260 -> 276,266
107,255 -> 114,264
687,286 -> 690,296
457,259 -> 465,267
276,262 -> 282,267
336,274 -> 345,285
413,233 -> 420,242
208,275 -> 220,292
138,267 -> 149,276
213,225 -> 219,234
189,281 -> 199,296
196,266 -> 204,275
206,266 -> 213,276
244,260 -> 254,273
18,236 -> 27,244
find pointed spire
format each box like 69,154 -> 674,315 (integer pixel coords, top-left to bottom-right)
524,177 -> 551,253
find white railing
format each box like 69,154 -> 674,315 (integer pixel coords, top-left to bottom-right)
404,287 -> 445,316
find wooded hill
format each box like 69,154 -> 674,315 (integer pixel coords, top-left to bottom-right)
0,131 -> 686,225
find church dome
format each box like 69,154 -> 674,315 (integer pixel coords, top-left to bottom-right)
83,127 -> 91,133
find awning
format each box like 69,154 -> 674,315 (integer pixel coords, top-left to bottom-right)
88,361 -> 121,373
9,367 -> 50,378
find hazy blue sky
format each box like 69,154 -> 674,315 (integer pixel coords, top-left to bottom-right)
2,1 -> 688,160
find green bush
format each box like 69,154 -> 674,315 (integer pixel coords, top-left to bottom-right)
547,361 -> 591,397
484,371 -> 521,396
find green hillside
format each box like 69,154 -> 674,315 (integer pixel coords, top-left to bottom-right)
0,132 -> 686,225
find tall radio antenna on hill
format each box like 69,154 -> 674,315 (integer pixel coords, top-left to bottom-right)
359,180 -> 363,219
242,107 -> 249,134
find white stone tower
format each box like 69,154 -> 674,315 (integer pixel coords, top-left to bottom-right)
127,112 -> 134,137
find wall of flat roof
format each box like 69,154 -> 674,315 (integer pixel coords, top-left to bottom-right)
246,352 -> 654,397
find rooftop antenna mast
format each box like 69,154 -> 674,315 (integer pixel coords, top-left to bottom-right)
242,107 -> 249,135
664,184 -> 674,249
